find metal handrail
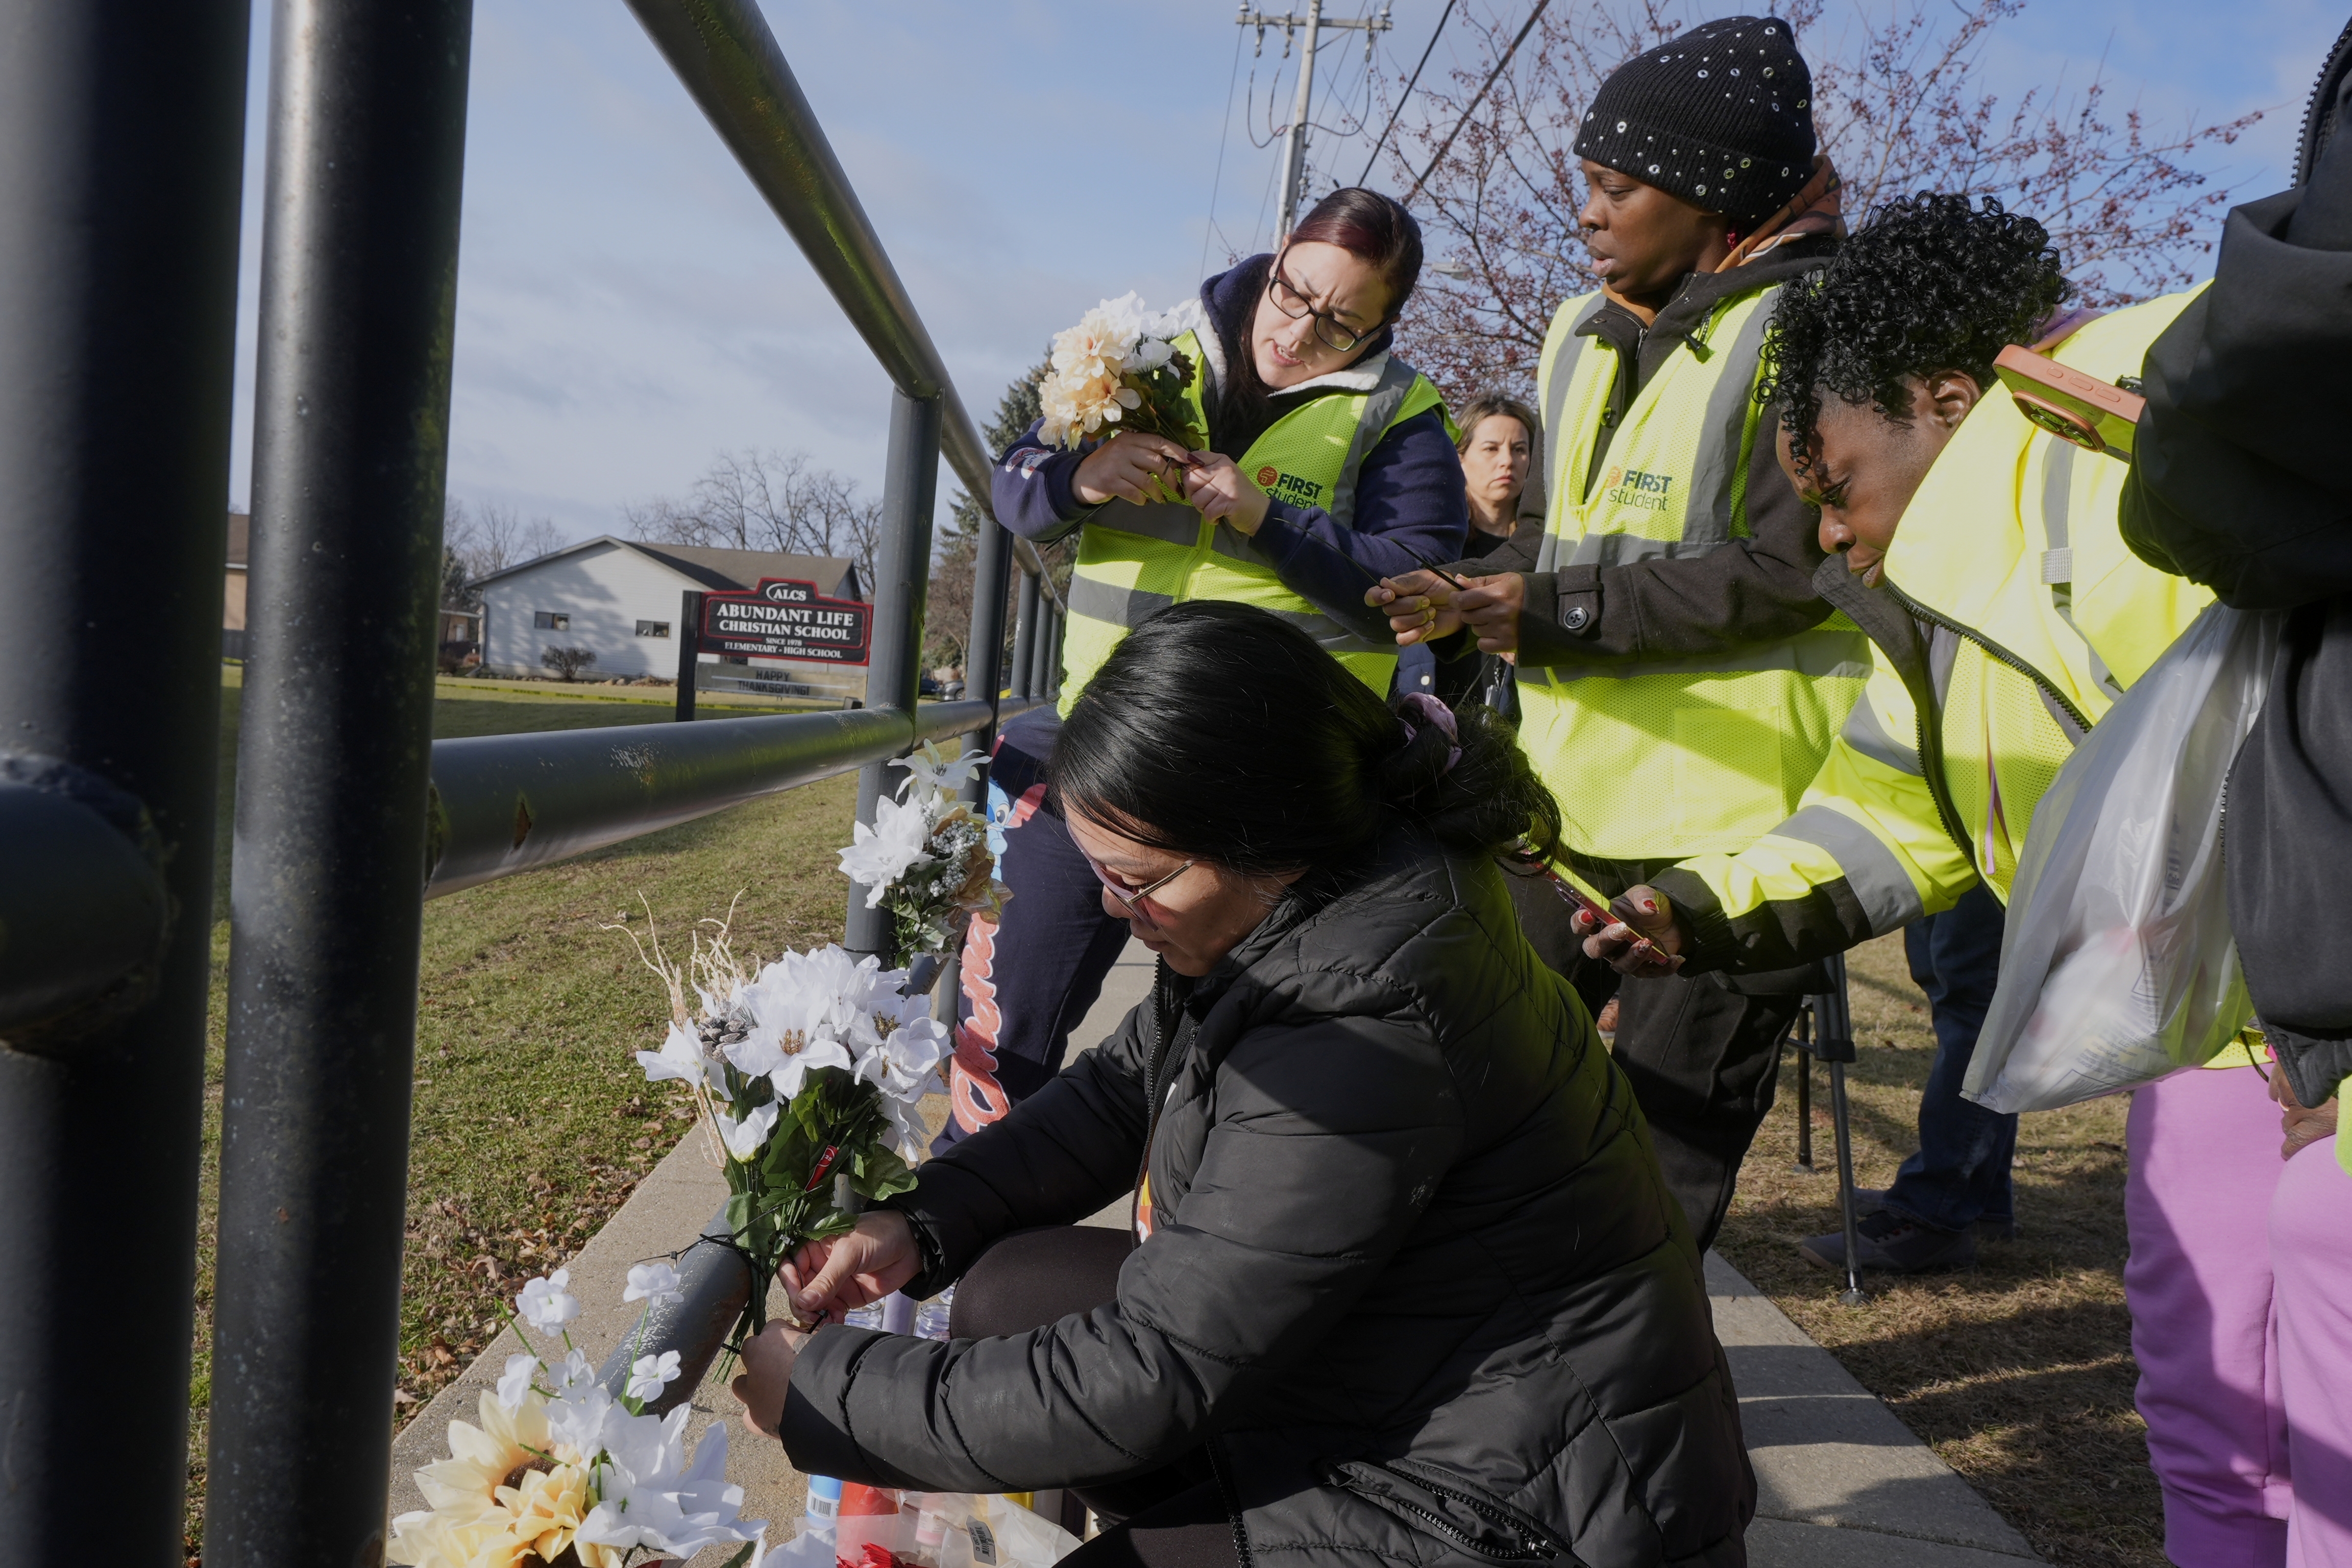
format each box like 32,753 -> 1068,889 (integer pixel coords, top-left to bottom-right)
622,0 -> 1064,612
423,696 -> 1045,899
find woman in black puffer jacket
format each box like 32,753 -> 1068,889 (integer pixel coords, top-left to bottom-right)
732,601 -> 1754,1568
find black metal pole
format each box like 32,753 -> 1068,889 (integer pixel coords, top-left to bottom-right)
1046,604 -> 1065,698
958,518 -> 1013,805
1008,569 -> 1040,702
207,4 -> 475,1563
1793,1033 -> 1814,1173
1813,954 -> 1868,1304
0,3 -> 249,1554
676,588 -> 706,721
842,390 -> 942,960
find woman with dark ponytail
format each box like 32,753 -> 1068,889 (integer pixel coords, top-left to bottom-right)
733,603 -> 1754,1568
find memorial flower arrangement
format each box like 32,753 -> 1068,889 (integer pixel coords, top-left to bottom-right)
614,908 -> 950,1345
1036,291 -> 1209,459
388,1265 -> 763,1566
393,753 -> 1007,1566
836,741 -> 1010,960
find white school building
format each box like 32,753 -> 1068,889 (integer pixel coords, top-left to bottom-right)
474,536 -> 865,697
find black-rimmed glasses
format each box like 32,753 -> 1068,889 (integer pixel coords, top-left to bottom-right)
1266,260 -> 1377,355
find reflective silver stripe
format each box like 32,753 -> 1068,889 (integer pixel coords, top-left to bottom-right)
1086,502 -> 1203,547
1928,625 -> 1959,707
1840,694 -> 1923,776
1275,606 -> 1392,658
2036,438 -> 2123,699
1065,574 -> 1174,628
1517,626 -> 1870,685
1537,296 -> 1612,564
1772,805 -> 1925,935
1686,288 -> 1779,548
1210,524 -> 1271,567
1562,532 -> 1726,569
1063,574 -> 1386,658
1328,356 -> 1422,529
2040,439 -> 2073,566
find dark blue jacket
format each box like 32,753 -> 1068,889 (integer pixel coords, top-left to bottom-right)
992,257 -> 1466,627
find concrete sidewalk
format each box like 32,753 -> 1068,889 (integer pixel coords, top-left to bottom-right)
390,937 -> 2040,1563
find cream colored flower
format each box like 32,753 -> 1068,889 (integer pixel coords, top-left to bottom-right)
498,1461 -> 616,1566
386,1507 -> 512,1568
411,1390 -> 552,1520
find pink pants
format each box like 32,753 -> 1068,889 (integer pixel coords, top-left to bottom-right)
2126,1067 -> 2352,1567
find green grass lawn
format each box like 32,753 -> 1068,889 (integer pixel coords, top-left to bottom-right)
189,668 -> 860,1554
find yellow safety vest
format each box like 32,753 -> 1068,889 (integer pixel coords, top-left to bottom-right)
1666,291 -> 2213,943
1516,287 -> 1871,860
1058,328 -> 1449,713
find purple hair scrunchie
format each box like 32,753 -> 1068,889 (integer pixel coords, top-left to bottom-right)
1395,692 -> 1462,774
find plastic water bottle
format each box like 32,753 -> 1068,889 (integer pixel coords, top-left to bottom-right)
803,1474 -> 844,1540
915,1286 -> 955,1341
843,1302 -> 886,1331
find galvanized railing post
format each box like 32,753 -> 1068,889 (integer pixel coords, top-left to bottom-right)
1008,570 -> 1041,701
960,515 -> 1014,783
843,390 -> 943,960
0,2 -> 250,1553
675,589 -> 706,721
207,3 -> 476,1563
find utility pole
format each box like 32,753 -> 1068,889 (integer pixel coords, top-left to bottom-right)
1239,2 -> 1391,239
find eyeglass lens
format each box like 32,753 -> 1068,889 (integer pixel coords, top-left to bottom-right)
1270,270 -> 1364,354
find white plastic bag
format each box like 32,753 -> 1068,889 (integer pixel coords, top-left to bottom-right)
1965,603 -> 2280,1113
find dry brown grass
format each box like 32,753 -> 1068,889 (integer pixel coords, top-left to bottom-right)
1713,932 -> 2163,1568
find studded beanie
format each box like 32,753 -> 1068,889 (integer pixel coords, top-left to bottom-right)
1572,15 -> 1816,228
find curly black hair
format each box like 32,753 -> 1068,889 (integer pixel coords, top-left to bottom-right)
1758,192 -> 2071,463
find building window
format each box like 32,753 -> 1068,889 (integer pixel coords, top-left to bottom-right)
635,620 -> 671,638
533,610 -> 569,630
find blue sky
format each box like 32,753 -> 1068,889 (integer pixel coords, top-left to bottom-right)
223,1 -> 2346,543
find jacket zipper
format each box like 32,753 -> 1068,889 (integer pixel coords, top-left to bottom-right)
1883,580 -> 2092,732
1208,1438 -> 1258,1568
1324,1458 -> 1579,1564
1879,579 -> 2091,868
1131,960 -> 1177,1232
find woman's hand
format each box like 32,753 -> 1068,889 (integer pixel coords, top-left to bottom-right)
1572,885 -> 1689,977
731,1320 -> 810,1438
779,1210 -> 920,1326
2271,1068 -> 2341,1161
1452,574 -> 1528,655
1368,570 -> 1462,647
1180,452 -> 1272,535
1073,432 -> 1197,506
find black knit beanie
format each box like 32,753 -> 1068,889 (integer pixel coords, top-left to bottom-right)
1572,15 -> 1816,227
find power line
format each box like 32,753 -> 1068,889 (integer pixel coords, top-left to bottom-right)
1201,20 -> 1248,278
1359,0 -> 1455,186
1403,0 -> 1550,205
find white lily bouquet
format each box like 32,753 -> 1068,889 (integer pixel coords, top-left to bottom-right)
836,741 -> 1010,960
619,911 -> 949,1345
389,1264 -> 763,1567
1036,292 -> 1210,463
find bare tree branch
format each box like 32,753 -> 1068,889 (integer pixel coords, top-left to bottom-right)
1375,0 -> 2260,404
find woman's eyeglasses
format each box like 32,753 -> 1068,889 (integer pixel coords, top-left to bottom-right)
1267,262 -> 1375,355
1082,851 -> 1195,929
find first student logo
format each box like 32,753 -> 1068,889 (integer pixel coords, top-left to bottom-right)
1602,465 -> 1676,512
